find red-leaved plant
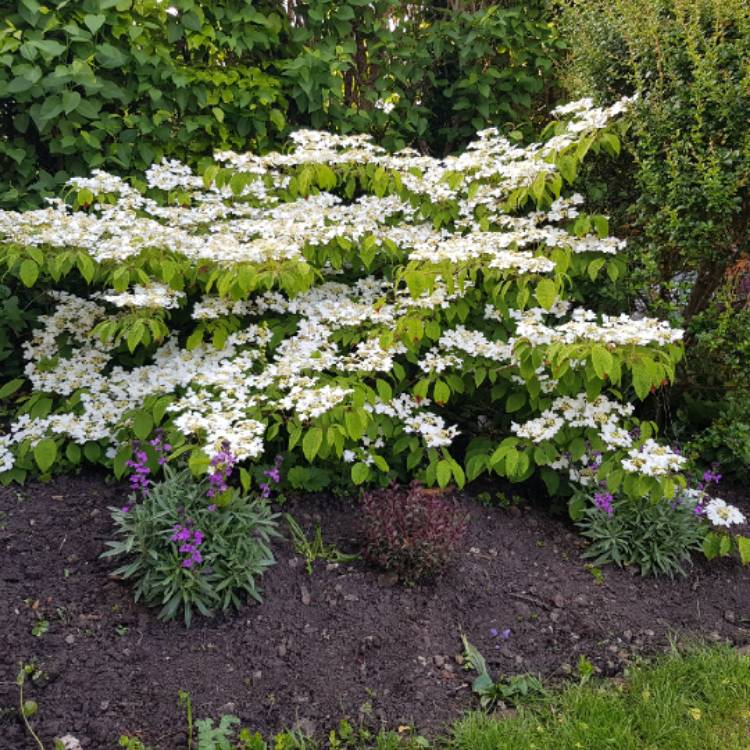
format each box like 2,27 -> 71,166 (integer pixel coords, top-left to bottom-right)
360,482 -> 468,583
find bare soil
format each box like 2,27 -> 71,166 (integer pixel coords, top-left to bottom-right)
1,475 -> 749,749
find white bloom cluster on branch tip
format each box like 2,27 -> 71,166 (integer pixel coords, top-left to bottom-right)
511,393 -> 634,448
621,439 -> 686,477
96,284 -> 185,309
705,498 -> 746,528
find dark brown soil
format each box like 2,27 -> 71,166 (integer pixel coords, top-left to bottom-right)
1,476 -> 749,749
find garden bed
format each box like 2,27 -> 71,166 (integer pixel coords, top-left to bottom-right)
1,476 -> 749,749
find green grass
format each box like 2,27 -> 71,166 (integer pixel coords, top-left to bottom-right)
112,646 -> 750,749
448,646 -> 750,750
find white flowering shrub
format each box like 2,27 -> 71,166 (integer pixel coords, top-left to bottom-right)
0,97 -> 692,510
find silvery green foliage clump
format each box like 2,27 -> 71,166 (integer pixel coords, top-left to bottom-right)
103,467 -> 279,626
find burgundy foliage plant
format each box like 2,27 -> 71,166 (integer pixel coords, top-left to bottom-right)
360,482 -> 468,583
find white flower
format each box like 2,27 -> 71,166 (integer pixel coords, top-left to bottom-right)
97,284 -> 184,309
705,498 -> 746,528
621,440 -> 685,477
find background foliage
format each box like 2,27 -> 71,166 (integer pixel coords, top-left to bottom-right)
558,0 -> 750,476
0,0 -> 561,208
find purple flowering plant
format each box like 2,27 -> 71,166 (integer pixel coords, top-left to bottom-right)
103,463 -> 280,626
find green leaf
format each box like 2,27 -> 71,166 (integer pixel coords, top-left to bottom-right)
62,90 -> 81,114
737,537 -> 750,565
557,155 -> 577,184
632,359 -> 655,400
19,259 -> 39,287
33,438 -> 57,473
83,14 -> 106,33
591,345 -> 613,380
132,412 -> 153,441
587,258 -> 606,281
433,380 -> 450,404
95,43 -> 128,68
719,533 -> 732,557
0,379 -> 24,399
65,442 -> 82,465
376,379 -> 392,402
568,494 -> 586,521
31,39 -> 67,58
83,441 -> 101,463
535,278 -> 557,310
505,392 -> 526,413
702,532 -> 721,561
127,321 -> 144,353
345,410 -> 364,441
351,462 -> 370,485
436,460 -> 452,488
188,449 -> 210,476
113,445 -> 132,478
302,427 -> 323,463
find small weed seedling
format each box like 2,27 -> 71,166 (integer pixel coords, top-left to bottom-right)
461,635 -> 547,710
31,619 -> 49,637
285,514 -> 359,574
584,563 -> 605,585
178,690 -> 194,750
577,654 -> 595,684
17,662 -> 44,750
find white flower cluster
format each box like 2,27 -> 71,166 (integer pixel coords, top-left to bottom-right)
516,308 -> 683,348
368,394 -> 459,448
704,498 -> 746,528
512,393 -> 634,448
621,439 -> 686,477
96,284 -> 185,309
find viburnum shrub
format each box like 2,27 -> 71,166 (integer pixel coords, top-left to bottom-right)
102,462 -> 279,626
360,482 -> 468,583
0,97 -> 712,525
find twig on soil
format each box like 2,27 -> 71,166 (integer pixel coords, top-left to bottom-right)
508,592 -> 551,611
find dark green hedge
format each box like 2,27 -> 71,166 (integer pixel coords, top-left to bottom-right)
0,0 -> 561,207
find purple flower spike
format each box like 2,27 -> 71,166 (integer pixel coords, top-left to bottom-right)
594,491 -> 614,516
171,523 -> 206,569
206,441 -> 237,501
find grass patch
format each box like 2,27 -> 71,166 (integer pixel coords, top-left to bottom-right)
449,645 -> 750,750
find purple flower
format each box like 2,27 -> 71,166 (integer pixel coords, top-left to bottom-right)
703,469 -> 722,486
594,491 -> 614,516
206,441 -> 237,500
258,455 -> 283,499
171,523 -> 206,569
125,432 -> 172,499
490,627 -> 511,639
